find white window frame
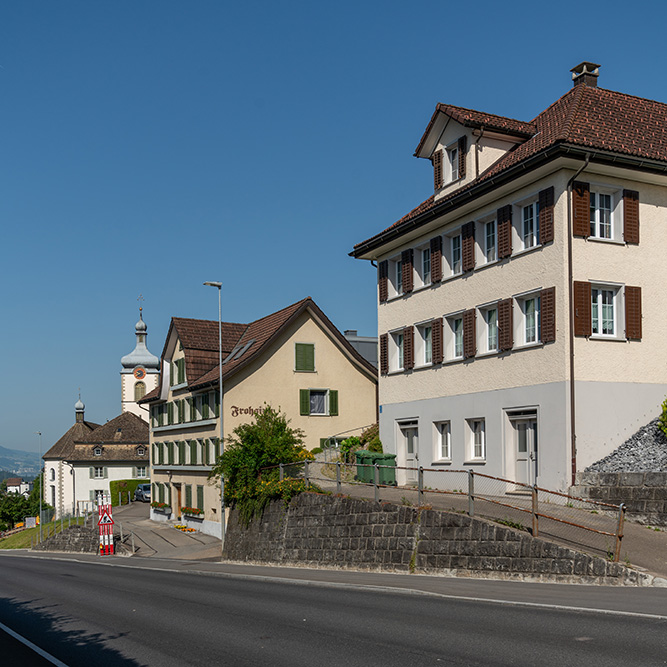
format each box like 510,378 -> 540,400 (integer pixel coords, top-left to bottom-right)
415,322 -> 433,367
483,219 -> 497,264
308,389 -> 329,415
416,244 -> 431,288
446,232 -> 462,276
390,330 -> 404,371
136,466 -> 147,478
589,186 -> 621,241
433,421 -> 451,462
446,144 -> 459,183
467,418 -> 486,461
93,447 -> 102,457
94,466 -> 104,479
520,199 -> 540,250
514,291 -> 542,347
591,283 -> 621,338
478,305 -> 498,354
444,313 -> 464,361
388,256 -> 403,297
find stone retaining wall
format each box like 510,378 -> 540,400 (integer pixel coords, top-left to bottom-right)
33,525 -> 101,553
224,493 -> 650,585
571,472 -> 667,527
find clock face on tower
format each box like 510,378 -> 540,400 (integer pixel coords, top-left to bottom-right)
133,367 -> 146,380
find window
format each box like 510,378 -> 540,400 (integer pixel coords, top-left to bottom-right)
93,447 -> 102,457
295,343 -> 315,371
434,421 -> 451,461
481,307 -> 498,353
170,359 -> 185,386
299,389 -> 338,416
447,145 -> 459,182
449,234 -> 462,275
50,468 -> 55,481
590,191 -> 612,239
395,258 -> 403,295
446,316 -> 463,360
516,294 -> 541,345
94,466 -> 104,479
134,381 -> 146,401
521,201 -> 540,249
468,419 -> 486,460
484,220 -> 497,263
416,246 -> 431,287
592,287 -> 617,336
390,330 -> 404,370
416,323 -> 432,366
136,466 -> 147,478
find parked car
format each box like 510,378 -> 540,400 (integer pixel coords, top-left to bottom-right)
134,484 -> 151,502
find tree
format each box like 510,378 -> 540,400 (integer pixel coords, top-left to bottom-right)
209,405 -> 315,523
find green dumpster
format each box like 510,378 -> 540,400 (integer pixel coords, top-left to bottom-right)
376,453 -> 397,486
354,451 -> 370,483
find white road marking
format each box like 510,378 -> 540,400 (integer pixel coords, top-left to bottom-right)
0,620 -> 69,666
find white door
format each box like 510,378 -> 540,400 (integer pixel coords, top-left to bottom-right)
514,419 -> 538,486
401,424 -> 419,484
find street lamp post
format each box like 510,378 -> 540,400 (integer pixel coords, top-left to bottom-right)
35,431 -> 43,542
203,281 -> 225,551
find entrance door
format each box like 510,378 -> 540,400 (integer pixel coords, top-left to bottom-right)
400,423 -> 419,484
514,418 -> 538,486
174,484 -> 182,519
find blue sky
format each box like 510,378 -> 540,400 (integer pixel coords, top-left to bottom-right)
3,1 -> 666,452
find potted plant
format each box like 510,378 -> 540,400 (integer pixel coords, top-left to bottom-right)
151,501 -> 171,514
180,506 -> 204,520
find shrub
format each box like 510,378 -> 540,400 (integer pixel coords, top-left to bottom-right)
340,436 -> 361,463
361,423 -> 383,453
209,405 -> 316,524
660,397 -> 667,439
310,447 -> 323,455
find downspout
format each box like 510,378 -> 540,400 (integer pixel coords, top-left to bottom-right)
370,259 -> 379,423
566,153 -> 590,486
474,127 -> 485,179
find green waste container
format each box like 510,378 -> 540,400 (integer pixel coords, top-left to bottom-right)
354,451 -> 370,483
376,453 -> 397,486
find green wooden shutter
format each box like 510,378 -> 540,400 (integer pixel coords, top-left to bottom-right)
295,343 -> 315,371
167,402 -> 174,425
167,485 -> 171,506
202,395 -> 210,419
320,438 -> 328,448
103,467 -> 108,479
300,389 -> 310,415
328,390 -> 338,416
214,390 -> 220,417
185,485 -> 192,507
89,467 -> 94,479
197,485 -> 204,510
132,466 -> 137,478
190,440 -> 197,464
178,358 -> 185,384
214,438 -> 221,460
90,490 -> 95,501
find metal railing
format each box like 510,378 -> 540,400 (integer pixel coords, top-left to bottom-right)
263,459 -> 627,562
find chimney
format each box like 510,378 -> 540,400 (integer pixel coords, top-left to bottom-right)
571,61 -> 600,87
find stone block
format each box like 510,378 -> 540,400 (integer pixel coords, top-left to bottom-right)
620,472 -> 645,487
435,555 -> 452,569
633,486 -> 655,501
599,473 -> 620,486
552,559 -> 574,575
645,472 -> 667,487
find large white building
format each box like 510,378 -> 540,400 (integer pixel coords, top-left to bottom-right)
43,311 -> 158,517
352,63 -> 666,492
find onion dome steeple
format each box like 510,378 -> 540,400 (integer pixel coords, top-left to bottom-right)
120,308 -> 160,372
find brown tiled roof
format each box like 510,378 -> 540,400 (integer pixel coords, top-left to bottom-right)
355,84 -> 667,254
44,420 -> 101,460
67,443 -> 149,463
75,411 -> 149,445
5,478 -> 23,487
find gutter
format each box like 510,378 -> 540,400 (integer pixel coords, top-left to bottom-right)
351,144 -> 667,259
566,153 -> 590,486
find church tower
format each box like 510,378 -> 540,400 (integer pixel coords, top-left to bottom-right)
120,308 -> 160,418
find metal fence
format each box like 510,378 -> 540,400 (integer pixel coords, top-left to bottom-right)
264,459 -> 627,562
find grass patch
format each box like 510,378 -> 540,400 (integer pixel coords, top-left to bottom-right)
0,517 -> 86,550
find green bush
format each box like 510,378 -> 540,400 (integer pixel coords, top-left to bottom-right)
109,479 -> 150,506
361,423 -> 383,453
340,436 -> 361,463
310,447 -> 323,455
660,397 -> 667,439
209,405 -> 316,524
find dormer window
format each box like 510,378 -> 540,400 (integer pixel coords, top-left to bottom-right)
94,447 -> 102,456
447,145 -> 459,182
137,447 -> 146,456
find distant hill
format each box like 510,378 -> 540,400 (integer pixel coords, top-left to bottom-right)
0,445 -> 41,477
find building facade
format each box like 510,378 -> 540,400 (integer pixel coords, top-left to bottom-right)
141,297 -> 378,537
352,63 -> 667,492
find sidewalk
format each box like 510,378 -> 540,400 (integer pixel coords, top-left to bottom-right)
113,503 -> 221,561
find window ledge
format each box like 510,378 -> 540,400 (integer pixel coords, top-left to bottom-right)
512,243 -> 542,259
589,335 -> 626,342
294,369 -> 317,373
442,357 -> 464,366
412,282 -> 433,294
513,342 -> 544,352
430,460 -> 453,466
152,465 -> 213,472
586,236 -> 625,246
170,382 -> 188,391
475,350 -> 499,359
464,459 -> 487,465
152,418 -> 217,433
413,363 -> 433,371
387,369 -> 405,376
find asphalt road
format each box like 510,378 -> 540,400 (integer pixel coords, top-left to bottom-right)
1,554 -> 666,666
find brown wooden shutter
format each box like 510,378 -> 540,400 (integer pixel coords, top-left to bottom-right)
430,236 -> 442,283
403,326 -> 414,370
573,281 -> 592,336
462,221 -> 476,272
458,135 -> 467,179
497,205 -> 513,258
379,334 -> 388,375
625,285 -> 642,340
539,186 -> 555,244
401,249 -> 414,293
498,298 -> 514,351
433,150 -> 443,189
463,309 -> 476,359
623,189 -> 640,244
432,317 -> 443,364
540,287 -> 556,343
378,260 -> 388,303
572,181 -> 590,237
